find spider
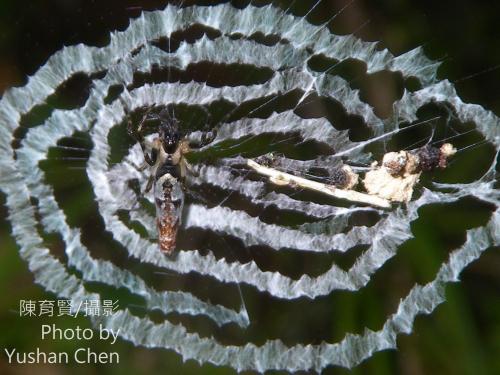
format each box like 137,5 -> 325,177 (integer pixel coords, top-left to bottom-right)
127,105 -> 215,255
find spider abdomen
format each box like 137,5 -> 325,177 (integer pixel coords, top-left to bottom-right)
154,173 -> 184,255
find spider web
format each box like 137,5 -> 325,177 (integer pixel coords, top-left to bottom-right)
0,1 -> 498,372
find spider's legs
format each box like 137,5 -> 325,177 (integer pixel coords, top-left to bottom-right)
126,104 -> 154,139
201,129 -> 217,147
136,105 -> 156,134
137,161 -> 149,172
181,158 -> 198,178
189,129 -> 217,150
126,105 -> 160,166
145,174 -> 155,193
183,105 -> 217,150
142,145 -> 157,166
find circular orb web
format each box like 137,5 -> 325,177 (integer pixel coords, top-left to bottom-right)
0,2 -> 498,372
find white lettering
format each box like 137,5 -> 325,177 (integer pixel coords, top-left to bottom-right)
74,348 -> 86,364
4,348 -> 15,363
74,347 -> 119,364
99,324 -> 120,345
3,348 -> 68,364
41,324 -> 94,340
41,324 -> 51,339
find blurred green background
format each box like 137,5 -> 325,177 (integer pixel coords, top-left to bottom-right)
0,1 -> 499,374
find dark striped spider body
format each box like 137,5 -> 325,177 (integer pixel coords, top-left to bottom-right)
128,106 -> 214,255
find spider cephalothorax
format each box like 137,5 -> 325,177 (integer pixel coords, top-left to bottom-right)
127,105 -> 215,255
158,117 -> 181,154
